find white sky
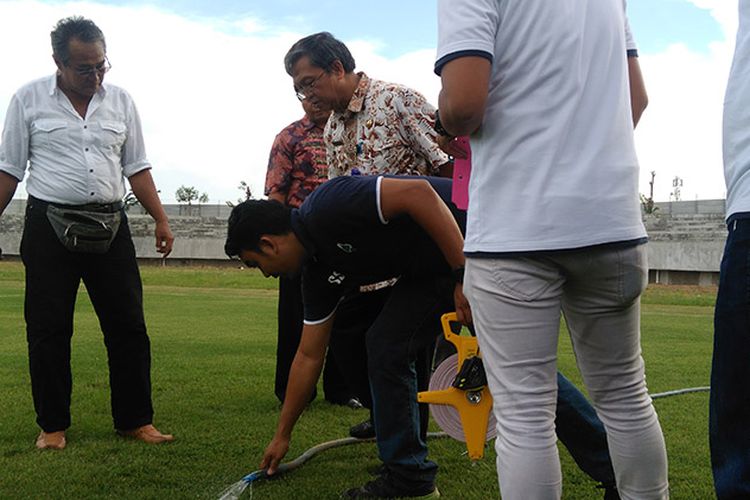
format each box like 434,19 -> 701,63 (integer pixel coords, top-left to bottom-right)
0,0 -> 739,203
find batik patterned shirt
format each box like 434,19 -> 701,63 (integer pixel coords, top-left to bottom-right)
265,115 -> 328,208
324,73 -> 448,178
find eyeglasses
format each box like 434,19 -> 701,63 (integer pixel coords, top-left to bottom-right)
295,71 -> 326,101
73,57 -> 112,77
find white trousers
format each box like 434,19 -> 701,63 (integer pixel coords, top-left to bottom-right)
464,244 -> 669,500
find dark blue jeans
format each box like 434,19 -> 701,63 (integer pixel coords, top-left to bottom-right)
556,373 -> 616,489
365,275 -> 454,492
711,217 -> 750,499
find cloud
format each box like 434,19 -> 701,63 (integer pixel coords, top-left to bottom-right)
0,0 -> 449,205
635,1 -> 737,201
353,45 -> 441,103
0,1 -> 327,204
0,0 -> 738,205
688,0 -> 738,39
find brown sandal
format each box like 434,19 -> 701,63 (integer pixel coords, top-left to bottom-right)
35,431 -> 66,450
116,424 -> 174,444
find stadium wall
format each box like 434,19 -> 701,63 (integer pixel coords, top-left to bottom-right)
0,199 -> 728,285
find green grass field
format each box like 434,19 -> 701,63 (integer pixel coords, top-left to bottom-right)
0,261 -> 715,499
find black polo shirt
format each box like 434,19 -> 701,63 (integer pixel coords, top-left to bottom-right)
291,175 -> 466,324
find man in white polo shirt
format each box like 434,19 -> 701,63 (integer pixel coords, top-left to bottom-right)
434,1 -> 668,499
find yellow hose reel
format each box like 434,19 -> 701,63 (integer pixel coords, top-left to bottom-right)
418,312 -> 496,460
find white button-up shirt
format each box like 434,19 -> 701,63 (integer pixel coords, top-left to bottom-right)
0,75 -> 151,205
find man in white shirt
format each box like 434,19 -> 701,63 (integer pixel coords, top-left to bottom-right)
711,1 -> 750,497
0,16 -> 174,450
434,1 -> 668,499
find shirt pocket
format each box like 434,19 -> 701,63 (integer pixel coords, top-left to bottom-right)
30,119 -> 68,149
98,120 -> 127,154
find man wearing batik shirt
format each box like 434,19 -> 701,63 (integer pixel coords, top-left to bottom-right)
323,72 -> 450,178
284,32 -> 452,179
282,32 -> 455,442
265,99 -> 328,209
265,99 -> 356,408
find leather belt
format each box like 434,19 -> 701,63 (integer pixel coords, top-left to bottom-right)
28,195 -> 124,213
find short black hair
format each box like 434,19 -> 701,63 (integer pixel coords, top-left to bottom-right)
284,32 -> 356,76
225,200 -> 292,257
51,16 -> 106,65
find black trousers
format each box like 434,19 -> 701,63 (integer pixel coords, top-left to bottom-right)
275,274 -> 351,403
20,199 -> 154,432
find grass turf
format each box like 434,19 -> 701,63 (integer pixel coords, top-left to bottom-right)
0,261 -> 714,499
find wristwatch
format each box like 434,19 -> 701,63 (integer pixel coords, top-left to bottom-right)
433,109 -> 453,137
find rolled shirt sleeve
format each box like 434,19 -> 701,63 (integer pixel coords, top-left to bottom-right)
121,96 -> 151,178
0,94 -> 30,181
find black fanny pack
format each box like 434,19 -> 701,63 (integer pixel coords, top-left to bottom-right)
44,201 -> 122,254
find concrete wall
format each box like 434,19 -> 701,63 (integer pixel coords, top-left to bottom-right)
641,200 -> 727,285
652,199 -> 726,216
0,198 -> 730,284
0,199 -> 231,262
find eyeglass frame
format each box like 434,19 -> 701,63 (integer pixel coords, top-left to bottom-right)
70,57 -> 112,78
295,70 -> 326,101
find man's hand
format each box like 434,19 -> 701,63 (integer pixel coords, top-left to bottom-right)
127,169 -> 173,257
260,435 -> 290,475
436,135 -> 469,160
0,171 -> 19,217
454,284 -> 472,325
154,220 -> 174,257
259,321 -> 332,475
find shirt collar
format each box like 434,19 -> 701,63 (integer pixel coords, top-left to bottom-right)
345,72 -> 370,115
47,74 -> 57,96
49,73 -> 108,98
300,114 -> 324,134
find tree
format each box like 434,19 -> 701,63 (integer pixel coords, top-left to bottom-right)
175,185 -> 209,215
123,189 -> 160,212
670,176 -> 683,202
238,181 -> 252,202
640,171 -> 658,214
175,185 -> 200,205
225,181 -> 253,207
123,190 -> 140,212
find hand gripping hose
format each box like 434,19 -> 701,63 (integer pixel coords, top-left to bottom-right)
218,433 -> 448,499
